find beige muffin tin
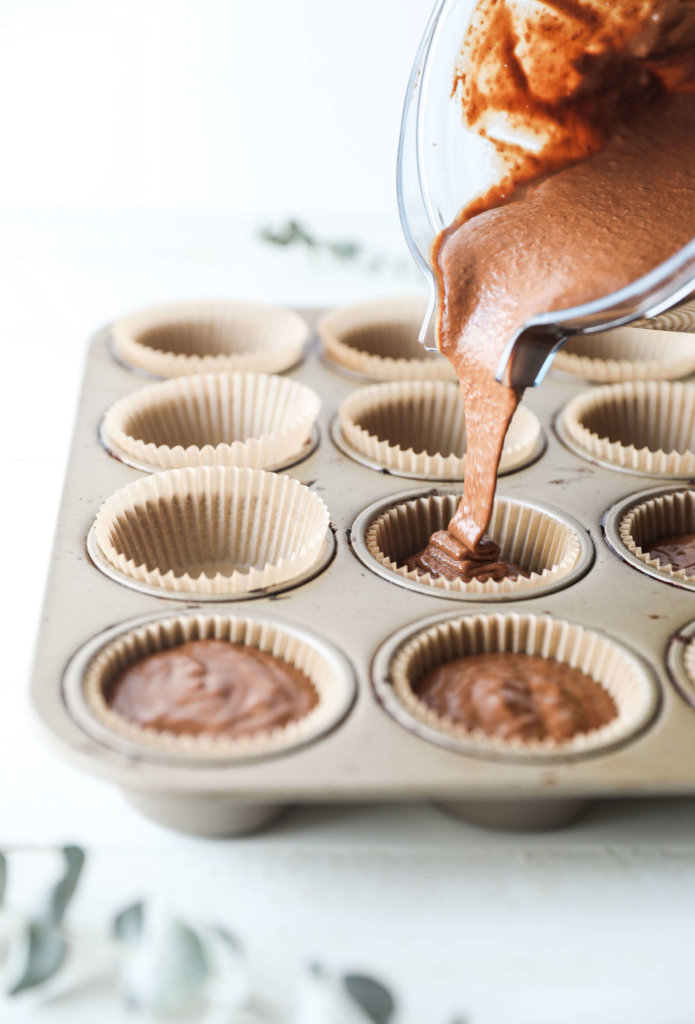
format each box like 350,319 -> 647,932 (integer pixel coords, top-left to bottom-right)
30,307 -> 695,836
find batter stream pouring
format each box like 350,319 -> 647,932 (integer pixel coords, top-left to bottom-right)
398,0 -> 695,571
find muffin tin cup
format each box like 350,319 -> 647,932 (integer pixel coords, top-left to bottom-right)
372,612 -> 660,765
437,797 -> 590,831
100,372 -> 321,473
666,618 -> 695,712
551,326 -> 695,384
603,485 -> 695,591
112,300 -> 310,378
351,490 -> 594,601
318,296 -> 456,382
63,611 -> 356,764
120,791 -> 286,838
557,381 -> 695,477
91,467 -> 332,599
332,381 -> 543,480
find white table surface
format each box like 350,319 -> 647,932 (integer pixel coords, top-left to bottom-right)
3,209 -> 695,1023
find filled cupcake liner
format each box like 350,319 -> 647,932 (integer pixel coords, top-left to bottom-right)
561,381 -> 695,475
634,297 -> 695,334
338,380 -> 541,477
390,613 -> 657,757
318,296 -> 456,381
112,300 -> 309,378
365,494 -> 581,596
94,467 -> 329,595
552,326 -> 695,383
618,488 -> 695,581
80,613 -> 350,758
101,372 -> 321,471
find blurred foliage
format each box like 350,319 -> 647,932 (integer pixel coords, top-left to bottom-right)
0,846 -> 467,1022
257,218 -> 417,277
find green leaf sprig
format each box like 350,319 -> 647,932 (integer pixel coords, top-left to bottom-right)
256,218 -> 416,277
2,846 -> 85,996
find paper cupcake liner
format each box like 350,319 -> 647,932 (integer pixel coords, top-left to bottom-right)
338,381 -> 541,477
552,326 -> 695,383
665,618 -> 695,712
561,381 -> 695,475
618,488 -> 695,581
318,297 -> 456,381
634,298 -> 695,334
101,372 -> 321,471
366,494 -> 581,596
389,613 -> 657,758
79,613 -> 352,759
683,635 -> 695,696
93,467 -> 329,595
112,301 -> 309,378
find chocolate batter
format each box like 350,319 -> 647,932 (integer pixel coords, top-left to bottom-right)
647,531 -> 695,574
416,653 -> 617,742
430,1 -> 695,560
107,639 -> 317,739
405,529 -> 528,582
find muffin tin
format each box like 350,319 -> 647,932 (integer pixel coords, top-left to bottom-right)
29,305 -> 695,835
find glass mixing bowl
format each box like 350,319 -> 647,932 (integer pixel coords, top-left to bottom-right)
397,0 -> 695,387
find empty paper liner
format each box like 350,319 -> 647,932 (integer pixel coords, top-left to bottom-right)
560,381 -> 695,476
102,372 -> 320,471
618,488 -> 695,583
365,493 -> 583,596
388,613 -> 657,759
93,467 -> 329,595
634,298 -> 695,334
112,301 -> 309,377
338,380 -> 541,477
77,613 -> 354,759
318,297 -> 456,381
552,326 -> 695,383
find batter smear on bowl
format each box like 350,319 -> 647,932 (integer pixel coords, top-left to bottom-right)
408,0 -> 695,577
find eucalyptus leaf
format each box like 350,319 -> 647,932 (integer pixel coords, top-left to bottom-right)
113,901 -> 144,946
209,925 -> 240,952
344,974 -> 395,1024
258,220 -> 316,249
197,924 -> 249,1010
328,241 -> 361,261
44,847 -> 85,925
118,908 -> 209,1016
287,219 -> 316,247
4,846 -> 85,995
0,852 -> 6,906
295,965 -> 384,1024
6,920 -> 66,995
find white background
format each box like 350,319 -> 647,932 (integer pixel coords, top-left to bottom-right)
3,3 -> 695,1022
0,0 -> 429,217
